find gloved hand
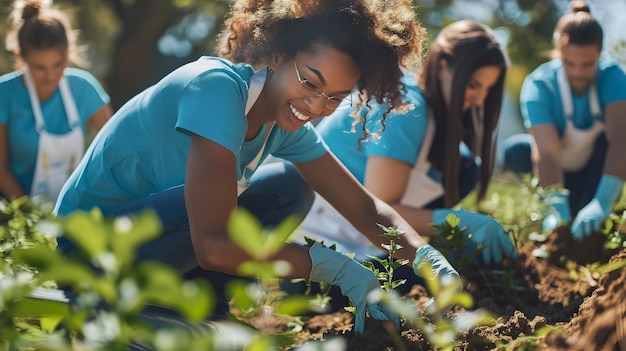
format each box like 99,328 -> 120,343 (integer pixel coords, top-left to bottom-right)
433,209 -> 517,264
413,244 -> 462,316
571,174 -> 624,240
309,242 -> 398,333
541,189 -> 571,233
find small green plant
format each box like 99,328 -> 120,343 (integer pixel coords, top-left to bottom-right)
361,224 -> 409,292
408,261 -> 493,351
429,213 -> 482,271
602,209 -> 626,250
566,257 -> 626,289
0,196 -> 56,276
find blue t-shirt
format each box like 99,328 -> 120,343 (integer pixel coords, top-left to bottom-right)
0,67 -> 110,192
316,72 -> 429,184
54,56 -> 328,215
521,59 -> 626,137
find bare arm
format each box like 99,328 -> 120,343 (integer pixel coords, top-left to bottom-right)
528,124 -> 564,188
364,156 -> 437,235
87,104 -> 113,135
295,152 -> 428,263
602,100 -> 626,180
0,124 -> 26,199
185,134 -> 313,278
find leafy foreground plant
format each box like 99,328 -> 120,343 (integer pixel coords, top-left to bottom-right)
5,207 -> 220,351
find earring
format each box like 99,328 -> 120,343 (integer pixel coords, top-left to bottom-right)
268,65 -> 273,73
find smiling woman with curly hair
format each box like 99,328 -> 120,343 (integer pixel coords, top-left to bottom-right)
54,0 -> 461,333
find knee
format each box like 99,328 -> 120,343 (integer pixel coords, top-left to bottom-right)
502,134 -> 533,175
281,162 -> 315,211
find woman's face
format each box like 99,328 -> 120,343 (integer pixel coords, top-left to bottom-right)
439,61 -> 502,112
21,47 -> 68,100
268,43 -> 361,132
560,44 -> 600,95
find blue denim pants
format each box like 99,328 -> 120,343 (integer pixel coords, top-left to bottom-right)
502,132 -> 608,214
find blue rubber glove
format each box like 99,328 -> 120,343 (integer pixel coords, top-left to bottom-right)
571,174 -> 624,240
433,209 -> 517,264
413,245 -> 462,315
541,190 -> 571,233
309,242 -> 398,333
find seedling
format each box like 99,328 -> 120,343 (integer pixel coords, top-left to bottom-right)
430,213 -> 482,271
362,224 -> 409,292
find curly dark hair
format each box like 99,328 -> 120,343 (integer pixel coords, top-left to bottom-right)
217,0 -> 425,127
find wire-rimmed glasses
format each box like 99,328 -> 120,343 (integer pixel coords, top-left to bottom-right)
293,60 -> 353,111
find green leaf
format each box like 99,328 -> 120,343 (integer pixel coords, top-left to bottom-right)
228,208 -> 264,260
445,214 -> 461,228
226,280 -> 256,314
275,296 -> 311,316
135,262 -> 213,322
111,210 -> 162,267
260,215 -> 300,258
61,210 -> 109,257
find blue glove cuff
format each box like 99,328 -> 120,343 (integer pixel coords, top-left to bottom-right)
413,244 -> 458,280
595,174 -> 624,206
543,188 -> 570,205
309,242 -> 349,284
542,188 -> 571,223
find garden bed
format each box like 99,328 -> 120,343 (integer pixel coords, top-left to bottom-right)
271,227 -> 626,350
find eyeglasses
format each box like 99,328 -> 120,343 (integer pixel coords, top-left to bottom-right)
293,60 -> 353,111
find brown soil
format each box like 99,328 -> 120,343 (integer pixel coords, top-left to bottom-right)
280,227 -> 626,350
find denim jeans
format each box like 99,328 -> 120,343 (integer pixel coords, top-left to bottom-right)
502,132 -> 608,214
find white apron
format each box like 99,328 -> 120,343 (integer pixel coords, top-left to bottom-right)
236,68 -> 275,196
25,68 -> 84,202
293,113 -> 444,261
557,67 -> 604,171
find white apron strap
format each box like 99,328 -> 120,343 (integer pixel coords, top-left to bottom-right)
399,111 -> 445,208
23,67 -> 81,131
557,66 -> 604,171
237,68 -> 274,195
557,66 -> 601,119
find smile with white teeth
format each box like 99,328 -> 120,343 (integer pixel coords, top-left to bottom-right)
290,104 -> 311,121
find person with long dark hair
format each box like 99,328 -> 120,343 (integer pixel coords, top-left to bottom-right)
293,20 -> 516,266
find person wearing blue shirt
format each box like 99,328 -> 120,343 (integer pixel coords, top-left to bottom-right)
0,0 -> 112,202
291,20 -> 517,269
53,0 -> 461,333
503,1 -> 626,240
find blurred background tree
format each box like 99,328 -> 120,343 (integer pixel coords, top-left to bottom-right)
0,0 -> 624,120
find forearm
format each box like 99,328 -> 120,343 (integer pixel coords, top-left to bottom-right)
390,203 -> 437,236
534,151 -> 564,188
0,169 -> 26,200
602,114 -> 626,181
